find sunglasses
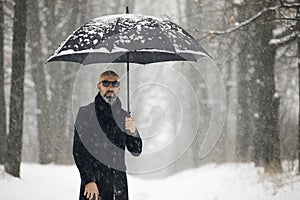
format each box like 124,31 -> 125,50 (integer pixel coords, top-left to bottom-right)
100,80 -> 120,88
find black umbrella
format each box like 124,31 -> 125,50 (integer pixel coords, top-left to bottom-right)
47,8 -> 210,113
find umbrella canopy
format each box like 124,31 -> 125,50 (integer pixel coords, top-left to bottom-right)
47,13 -> 210,112
47,14 -> 210,65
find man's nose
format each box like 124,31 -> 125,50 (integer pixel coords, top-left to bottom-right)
108,83 -> 113,89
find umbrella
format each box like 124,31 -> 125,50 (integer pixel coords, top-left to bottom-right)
47,8 -> 210,113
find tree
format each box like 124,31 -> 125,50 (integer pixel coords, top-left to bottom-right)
27,0 -> 52,164
0,0 -> 7,165
282,0 -> 300,175
225,1 -> 281,173
185,0 -> 222,166
235,2 -> 258,162
251,1 -> 281,173
184,0 -> 240,166
44,0 -> 88,164
295,0 -> 300,174
298,20 -> 300,174
188,0 -> 284,172
5,0 -> 27,177
194,0 -> 299,173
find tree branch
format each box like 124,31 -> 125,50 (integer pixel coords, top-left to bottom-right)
269,30 -> 299,45
201,5 -> 280,37
279,0 -> 300,8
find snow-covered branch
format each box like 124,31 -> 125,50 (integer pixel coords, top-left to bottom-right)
203,5 -> 280,37
269,30 -> 299,45
279,0 -> 300,8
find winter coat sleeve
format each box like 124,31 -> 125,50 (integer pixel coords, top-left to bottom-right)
125,129 -> 142,156
73,127 -> 96,185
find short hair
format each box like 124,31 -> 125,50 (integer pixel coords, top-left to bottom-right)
99,70 -> 119,81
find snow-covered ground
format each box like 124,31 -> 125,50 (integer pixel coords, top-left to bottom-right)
0,162 -> 299,200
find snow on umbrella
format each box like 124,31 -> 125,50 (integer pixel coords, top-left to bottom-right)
46,13 -> 210,112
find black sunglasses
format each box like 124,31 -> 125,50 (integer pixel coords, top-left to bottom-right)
101,80 -> 120,88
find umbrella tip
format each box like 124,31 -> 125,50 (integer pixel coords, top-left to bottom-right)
126,6 -> 129,14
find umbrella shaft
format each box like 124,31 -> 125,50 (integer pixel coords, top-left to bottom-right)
127,53 -> 130,114
126,7 -> 130,114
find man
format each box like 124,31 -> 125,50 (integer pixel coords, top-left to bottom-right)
73,70 -> 142,200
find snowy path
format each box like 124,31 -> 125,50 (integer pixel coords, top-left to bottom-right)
0,162 -> 299,200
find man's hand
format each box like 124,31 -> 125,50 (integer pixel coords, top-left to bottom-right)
84,182 -> 99,200
125,116 -> 136,134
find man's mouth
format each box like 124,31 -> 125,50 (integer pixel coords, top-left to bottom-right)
105,91 -> 114,96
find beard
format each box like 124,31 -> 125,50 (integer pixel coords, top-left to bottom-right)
102,91 -> 117,105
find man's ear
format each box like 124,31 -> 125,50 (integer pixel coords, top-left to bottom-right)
97,83 -> 101,90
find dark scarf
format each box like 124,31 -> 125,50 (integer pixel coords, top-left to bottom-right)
94,92 -> 127,150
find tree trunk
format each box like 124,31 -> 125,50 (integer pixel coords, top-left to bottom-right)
5,0 -> 27,177
296,1 -> 300,175
0,0 -> 7,165
49,0 -> 86,164
184,0 -> 236,165
235,3 -> 258,163
255,4 -> 281,173
27,0 -> 52,164
54,64 -> 78,164
44,0 -> 71,164
45,2 -> 61,163
298,36 -> 300,174
235,1 -> 282,173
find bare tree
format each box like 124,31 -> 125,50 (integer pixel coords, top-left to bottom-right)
184,0 -> 239,166
27,0 -> 52,164
0,0 -> 7,165
253,2 -> 281,173
5,0 -> 27,177
200,0 -> 297,173
185,0 -> 285,172
44,0 -> 88,164
295,0 -> 300,174
43,0 -> 64,164
234,2 -> 256,162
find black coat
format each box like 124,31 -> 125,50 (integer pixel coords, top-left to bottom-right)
73,93 -> 142,200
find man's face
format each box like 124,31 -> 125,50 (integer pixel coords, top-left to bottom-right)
97,74 -> 120,105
